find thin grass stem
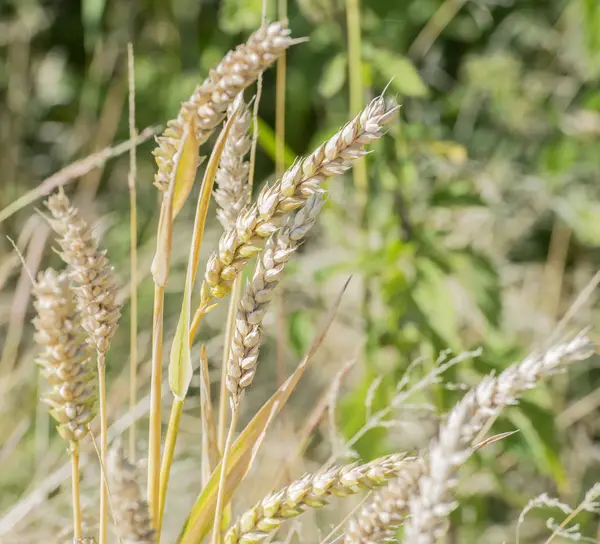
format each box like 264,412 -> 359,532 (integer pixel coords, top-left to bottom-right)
127,42 -> 139,462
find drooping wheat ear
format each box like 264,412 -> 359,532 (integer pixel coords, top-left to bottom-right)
108,443 -> 155,544
226,193 -> 325,404
33,268 -> 96,442
223,454 -> 412,544
344,457 -> 426,543
198,95 -> 399,315
46,189 -> 121,355
405,333 -> 595,544
214,93 -> 252,231
153,21 -> 296,191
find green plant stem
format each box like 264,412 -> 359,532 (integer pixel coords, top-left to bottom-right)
148,284 -> 165,526
212,404 -> 239,544
157,397 -> 184,538
97,352 -> 108,544
70,441 -> 82,540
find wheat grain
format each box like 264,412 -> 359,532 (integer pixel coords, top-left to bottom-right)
224,454 -> 411,544
214,93 -> 252,231
198,95 -> 398,318
108,443 -> 155,544
46,189 -> 121,355
226,193 -> 325,404
33,268 -> 96,443
153,21 -> 296,191
404,333 -> 594,544
344,458 -> 426,543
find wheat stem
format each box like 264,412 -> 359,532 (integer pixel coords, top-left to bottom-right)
157,397 -> 184,538
97,351 -> 108,544
218,277 -> 242,452
70,442 -> 83,539
127,42 -> 139,463
148,284 -> 165,525
212,404 -> 240,544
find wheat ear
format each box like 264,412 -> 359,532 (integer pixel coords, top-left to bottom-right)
153,20 -> 296,191
226,192 -> 325,403
108,443 -> 155,544
46,189 -> 121,544
214,93 -> 252,231
33,268 -> 96,540
344,458 -> 426,543
212,194 -> 325,542
404,334 -> 595,544
193,95 -> 399,331
223,454 -> 411,544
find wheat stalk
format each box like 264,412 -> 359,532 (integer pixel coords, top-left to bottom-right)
46,189 -> 121,544
153,20 -> 296,191
192,95 -> 398,332
223,454 -> 411,544
404,334 -> 595,544
33,268 -> 96,540
108,443 -> 155,544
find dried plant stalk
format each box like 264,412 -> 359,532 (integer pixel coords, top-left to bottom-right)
223,454 -> 411,544
344,458 -> 426,543
108,444 -> 155,544
153,21 -> 295,191
46,189 -> 121,544
214,94 -> 252,231
195,95 -> 398,327
33,268 -> 96,540
405,334 -> 595,544
227,193 -> 325,404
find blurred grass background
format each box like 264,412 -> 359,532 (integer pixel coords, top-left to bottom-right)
1,0 -> 600,541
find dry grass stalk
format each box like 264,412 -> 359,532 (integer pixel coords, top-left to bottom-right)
196,95 -> 399,322
153,21 -> 295,191
223,454 -> 411,544
214,93 -> 251,231
344,458 -> 426,543
226,193 -> 325,404
108,443 -> 155,544
46,189 -> 121,544
405,333 -> 595,544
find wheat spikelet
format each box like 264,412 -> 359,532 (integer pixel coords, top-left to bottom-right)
108,443 -> 155,544
74,539 -> 97,543
153,21 -> 295,191
46,189 -> 121,355
344,458 -> 426,543
405,334 -> 595,544
214,94 -> 252,231
199,95 -> 398,314
224,454 -> 411,544
33,268 -> 96,443
226,193 -> 325,404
